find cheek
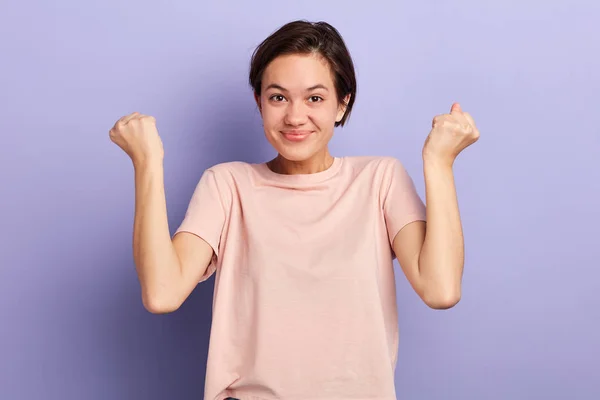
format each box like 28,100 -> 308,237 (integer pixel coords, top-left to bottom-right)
260,105 -> 280,127
317,103 -> 340,124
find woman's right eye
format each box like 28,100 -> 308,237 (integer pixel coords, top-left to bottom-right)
270,95 -> 286,102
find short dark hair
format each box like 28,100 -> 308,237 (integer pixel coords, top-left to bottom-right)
249,20 -> 357,127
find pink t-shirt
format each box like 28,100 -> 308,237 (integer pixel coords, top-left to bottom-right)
175,156 -> 426,400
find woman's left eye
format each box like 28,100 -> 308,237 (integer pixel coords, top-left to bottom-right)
309,96 -> 323,102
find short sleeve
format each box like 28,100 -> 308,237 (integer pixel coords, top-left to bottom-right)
174,169 -> 226,280
382,158 -> 427,247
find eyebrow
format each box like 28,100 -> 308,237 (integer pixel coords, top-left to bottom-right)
264,83 -> 329,92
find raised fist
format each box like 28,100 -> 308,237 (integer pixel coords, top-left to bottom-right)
109,112 -> 164,166
423,103 -> 479,166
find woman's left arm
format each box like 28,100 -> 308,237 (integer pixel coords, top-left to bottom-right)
393,103 -> 479,309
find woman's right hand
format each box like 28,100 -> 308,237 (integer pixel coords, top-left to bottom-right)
109,112 -> 164,167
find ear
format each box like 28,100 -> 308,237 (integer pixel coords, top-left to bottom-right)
336,94 -> 351,123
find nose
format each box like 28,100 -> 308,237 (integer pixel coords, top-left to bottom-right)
284,101 -> 308,126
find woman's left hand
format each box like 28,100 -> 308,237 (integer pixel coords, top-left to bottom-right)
422,103 -> 480,167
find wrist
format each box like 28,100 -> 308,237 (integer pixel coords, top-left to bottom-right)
133,155 -> 163,172
422,152 -> 454,171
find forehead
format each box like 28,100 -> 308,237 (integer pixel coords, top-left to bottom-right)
262,53 -> 335,90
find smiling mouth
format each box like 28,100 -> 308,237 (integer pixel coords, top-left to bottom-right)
281,130 -> 313,142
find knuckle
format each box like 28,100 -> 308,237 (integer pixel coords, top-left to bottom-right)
143,117 -> 157,128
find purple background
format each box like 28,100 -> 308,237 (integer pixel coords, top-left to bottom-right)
1,1 -> 599,399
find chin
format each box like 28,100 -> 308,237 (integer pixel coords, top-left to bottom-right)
264,137 -> 311,161
274,145 -> 317,162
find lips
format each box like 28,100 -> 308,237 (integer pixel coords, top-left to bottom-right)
281,130 -> 313,142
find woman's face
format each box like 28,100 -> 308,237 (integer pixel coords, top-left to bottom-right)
256,53 -> 347,163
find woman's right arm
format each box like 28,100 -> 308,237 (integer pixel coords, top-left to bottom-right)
133,161 -> 214,314
110,112 -> 213,314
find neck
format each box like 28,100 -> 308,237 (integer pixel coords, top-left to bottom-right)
268,150 -> 334,175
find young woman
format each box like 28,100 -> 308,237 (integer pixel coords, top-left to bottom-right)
110,20 -> 479,400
